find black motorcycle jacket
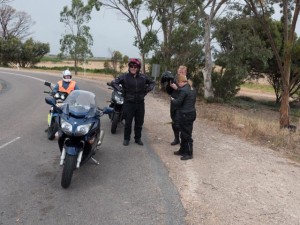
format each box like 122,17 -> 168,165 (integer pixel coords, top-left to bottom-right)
111,72 -> 155,103
171,84 -> 197,113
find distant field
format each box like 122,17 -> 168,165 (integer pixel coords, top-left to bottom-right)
36,60 -> 106,70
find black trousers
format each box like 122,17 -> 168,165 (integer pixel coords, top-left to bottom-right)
179,111 -> 196,153
123,102 -> 145,141
170,105 -> 180,139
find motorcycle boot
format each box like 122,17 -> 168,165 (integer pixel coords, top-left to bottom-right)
174,147 -> 184,156
170,124 -> 180,145
181,143 -> 193,160
174,139 -> 186,155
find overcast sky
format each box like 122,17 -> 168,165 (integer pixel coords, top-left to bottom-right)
8,1 -> 300,59
9,0 -> 142,58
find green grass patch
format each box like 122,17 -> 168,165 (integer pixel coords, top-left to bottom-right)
241,82 -> 274,93
228,96 -> 279,111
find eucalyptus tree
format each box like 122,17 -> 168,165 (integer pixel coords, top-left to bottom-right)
111,50 -> 122,72
0,4 -> 34,40
94,0 -> 158,73
244,0 -> 300,128
213,16 -> 273,99
189,0 -> 236,99
60,0 -> 94,75
19,38 -> 50,67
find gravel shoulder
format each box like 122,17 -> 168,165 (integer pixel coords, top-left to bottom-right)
144,91 -> 300,225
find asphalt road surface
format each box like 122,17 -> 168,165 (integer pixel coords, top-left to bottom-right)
0,68 -> 185,225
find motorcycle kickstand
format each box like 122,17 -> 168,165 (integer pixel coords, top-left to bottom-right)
91,157 -> 100,165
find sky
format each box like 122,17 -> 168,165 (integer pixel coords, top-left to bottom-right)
8,1 -> 300,59
9,0 -> 142,58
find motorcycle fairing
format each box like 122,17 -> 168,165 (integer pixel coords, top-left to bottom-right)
64,141 -> 83,156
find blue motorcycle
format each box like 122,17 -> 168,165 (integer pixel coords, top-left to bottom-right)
45,90 -> 113,188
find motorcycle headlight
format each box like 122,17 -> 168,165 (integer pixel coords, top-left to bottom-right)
115,95 -> 124,104
54,93 -> 60,98
61,118 -> 72,135
61,94 -> 66,100
75,123 -> 92,136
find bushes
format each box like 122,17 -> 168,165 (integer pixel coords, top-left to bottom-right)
212,70 -> 244,101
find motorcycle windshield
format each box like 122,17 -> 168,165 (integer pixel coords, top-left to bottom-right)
62,90 -> 97,118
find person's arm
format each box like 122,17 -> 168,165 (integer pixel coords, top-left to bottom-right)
171,88 -> 186,107
145,76 -> 155,92
111,74 -> 124,92
74,83 -> 79,90
52,83 -> 59,94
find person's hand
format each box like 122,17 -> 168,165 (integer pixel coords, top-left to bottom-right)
170,82 -> 177,90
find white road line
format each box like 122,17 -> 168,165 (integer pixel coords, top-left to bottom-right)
0,137 -> 21,149
0,71 -> 46,82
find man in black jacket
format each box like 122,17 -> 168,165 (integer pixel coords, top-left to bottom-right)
111,58 -> 155,146
171,75 -> 197,160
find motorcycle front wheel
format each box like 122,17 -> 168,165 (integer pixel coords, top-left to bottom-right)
111,113 -> 120,134
61,154 -> 77,189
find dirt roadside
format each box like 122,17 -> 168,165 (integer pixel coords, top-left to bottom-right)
144,92 -> 300,225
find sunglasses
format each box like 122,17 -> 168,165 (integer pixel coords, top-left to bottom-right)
129,65 -> 138,69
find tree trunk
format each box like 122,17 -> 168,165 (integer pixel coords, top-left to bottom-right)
202,17 -> 214,99
140,53 -> 146,74
74,59 -> 78,75
280,51 -> 291,128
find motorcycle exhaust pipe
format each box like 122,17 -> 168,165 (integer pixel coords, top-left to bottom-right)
97,130 -> 105,146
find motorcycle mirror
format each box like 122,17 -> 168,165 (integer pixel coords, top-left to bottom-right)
45,96 -> 55,106
45,97 -> 63,113
102,107 -> 114,114
44,81 -> 52,87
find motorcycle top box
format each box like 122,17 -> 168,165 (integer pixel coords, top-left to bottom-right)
45,90 -> 112,188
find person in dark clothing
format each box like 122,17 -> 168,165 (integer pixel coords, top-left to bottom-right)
171,75 -> 197,160
167,65 -> 189,146
111,58 -> 155,146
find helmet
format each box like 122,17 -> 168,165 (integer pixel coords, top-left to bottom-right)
160,71 -> 174,83
128,58 -> 141,68
62,69 -> 72,82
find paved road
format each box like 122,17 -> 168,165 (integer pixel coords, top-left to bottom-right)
0,68 -> 185,225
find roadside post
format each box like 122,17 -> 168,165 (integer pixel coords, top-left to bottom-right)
151,64 -> 160,94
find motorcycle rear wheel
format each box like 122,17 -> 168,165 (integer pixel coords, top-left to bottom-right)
111,113 -> 120,134
61,154 -> 77,189
47,119 -> 57,140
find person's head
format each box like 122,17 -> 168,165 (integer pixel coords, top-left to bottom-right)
128,58 -> 141,75
62,69 -> 72,82
177,65 -> 187,77
177,74 -> 188,87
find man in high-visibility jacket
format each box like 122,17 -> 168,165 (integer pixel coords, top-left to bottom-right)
52,69 -> 79,94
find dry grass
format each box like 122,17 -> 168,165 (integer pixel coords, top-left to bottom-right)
196,100 -> 300,161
